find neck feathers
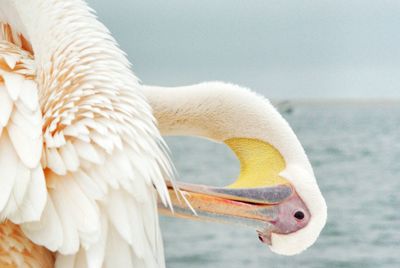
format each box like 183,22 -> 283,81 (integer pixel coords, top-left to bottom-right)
142,82 -> 310,171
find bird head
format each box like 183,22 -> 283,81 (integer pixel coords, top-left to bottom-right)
148,82 -> 327,256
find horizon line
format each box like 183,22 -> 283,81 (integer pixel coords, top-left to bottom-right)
270,98 -> 400,105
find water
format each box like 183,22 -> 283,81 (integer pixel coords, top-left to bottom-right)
160,103 -> 400,268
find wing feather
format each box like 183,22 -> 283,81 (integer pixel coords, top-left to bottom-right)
7,122 -> 42,169
46,148 -> 67,175
59,141 -> 80,172
0,17 -> 174,267
103,190 -> 133,245
0,85 -> 13,126
18,79 -> 39,111
2,71 -> 23,100
21,196 -> 64,251
103,225 -> 133,268
1,162 -> 30,218
9,165 -> 47,223
0,131 -> 18,212
49,173 -> 100,254
84,213 -> 108,268
0,43 -> 46,224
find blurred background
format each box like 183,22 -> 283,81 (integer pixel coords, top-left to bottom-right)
88,1 -> 400,267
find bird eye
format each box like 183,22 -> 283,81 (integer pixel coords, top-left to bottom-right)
294,210 -> 305,220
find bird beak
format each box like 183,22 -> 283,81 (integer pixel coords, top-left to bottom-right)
158,138 -> 310,246
159,180 -> 293,244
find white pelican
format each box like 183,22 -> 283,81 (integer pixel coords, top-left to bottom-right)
0,0 -> 327,267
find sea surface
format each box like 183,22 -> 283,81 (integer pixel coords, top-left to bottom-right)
160,103 -> 400,268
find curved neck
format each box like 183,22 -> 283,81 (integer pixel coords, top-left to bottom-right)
142,82 -> 314,188
142,82 -> 276,140
142,82 -> 311,170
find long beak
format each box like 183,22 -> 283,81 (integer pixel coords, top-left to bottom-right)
157,138 -> 307,246
158,181 -> 293,244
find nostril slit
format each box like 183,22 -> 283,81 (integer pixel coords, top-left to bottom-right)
294,211 -> 305,220
258,234 -> 264,243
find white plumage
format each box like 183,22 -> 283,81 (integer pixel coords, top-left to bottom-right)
0,0 -> 173,267
144,83 -> 327,255
0,0 -> 327,267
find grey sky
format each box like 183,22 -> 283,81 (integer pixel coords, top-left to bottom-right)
87,0 -> 400,100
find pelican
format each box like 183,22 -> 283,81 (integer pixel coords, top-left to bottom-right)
0,0 -> 327,267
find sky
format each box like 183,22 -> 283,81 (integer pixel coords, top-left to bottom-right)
87,0 -> 400,100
